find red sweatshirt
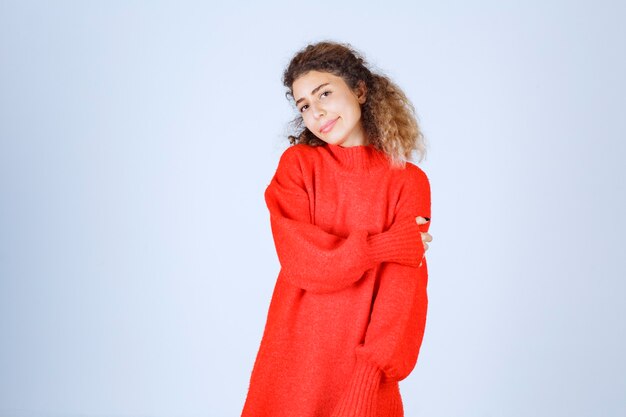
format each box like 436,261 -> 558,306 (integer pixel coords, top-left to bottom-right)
241,142 -> 431,417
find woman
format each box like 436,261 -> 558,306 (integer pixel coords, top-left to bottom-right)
241,40 -> 433,417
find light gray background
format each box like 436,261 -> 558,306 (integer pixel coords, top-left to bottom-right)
1,1 -> 624,416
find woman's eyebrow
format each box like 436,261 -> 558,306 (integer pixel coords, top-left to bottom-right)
295,82 -> 331,105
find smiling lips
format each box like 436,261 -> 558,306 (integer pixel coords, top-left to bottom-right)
320,118 -> 338,134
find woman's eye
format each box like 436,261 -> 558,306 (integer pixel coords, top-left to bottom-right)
299,91 -> 330,112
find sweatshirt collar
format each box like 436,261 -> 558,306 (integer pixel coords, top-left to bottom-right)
324,142 -> 390,171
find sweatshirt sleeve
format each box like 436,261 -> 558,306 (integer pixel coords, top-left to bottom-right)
332,166 -> 431,417
265,146 -> 424,294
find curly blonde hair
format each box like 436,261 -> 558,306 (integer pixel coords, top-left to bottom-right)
282,40 -> 427,168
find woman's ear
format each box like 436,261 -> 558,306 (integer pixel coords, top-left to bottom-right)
355,80 -> 367,104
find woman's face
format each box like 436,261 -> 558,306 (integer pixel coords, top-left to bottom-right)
292,70 -> 368,147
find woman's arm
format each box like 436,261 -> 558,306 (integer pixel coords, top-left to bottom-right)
332,166 -> 431,417
265,147 -> 424,294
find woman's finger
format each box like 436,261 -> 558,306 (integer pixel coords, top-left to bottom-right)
415,216 -> 430,225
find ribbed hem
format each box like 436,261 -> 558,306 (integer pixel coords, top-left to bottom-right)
332,355 -> 382,417
366,216 -> 424,267
379,381 -> 404,417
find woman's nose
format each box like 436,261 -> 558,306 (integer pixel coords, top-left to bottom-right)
311,103 -> 325,119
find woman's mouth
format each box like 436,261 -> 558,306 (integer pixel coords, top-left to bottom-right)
320,118 -> 338,134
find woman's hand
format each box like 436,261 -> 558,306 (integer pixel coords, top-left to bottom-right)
416,216 -> 432,266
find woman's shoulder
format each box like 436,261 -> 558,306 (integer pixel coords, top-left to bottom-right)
398,160 -> 430,187
281,142 -> 319,157
276,143 -> 321,169
279,142 -> 309,157
394,161 -> 431,214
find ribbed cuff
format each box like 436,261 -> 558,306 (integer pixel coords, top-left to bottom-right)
332,355 -> 382,417
366,216 -> 423,267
